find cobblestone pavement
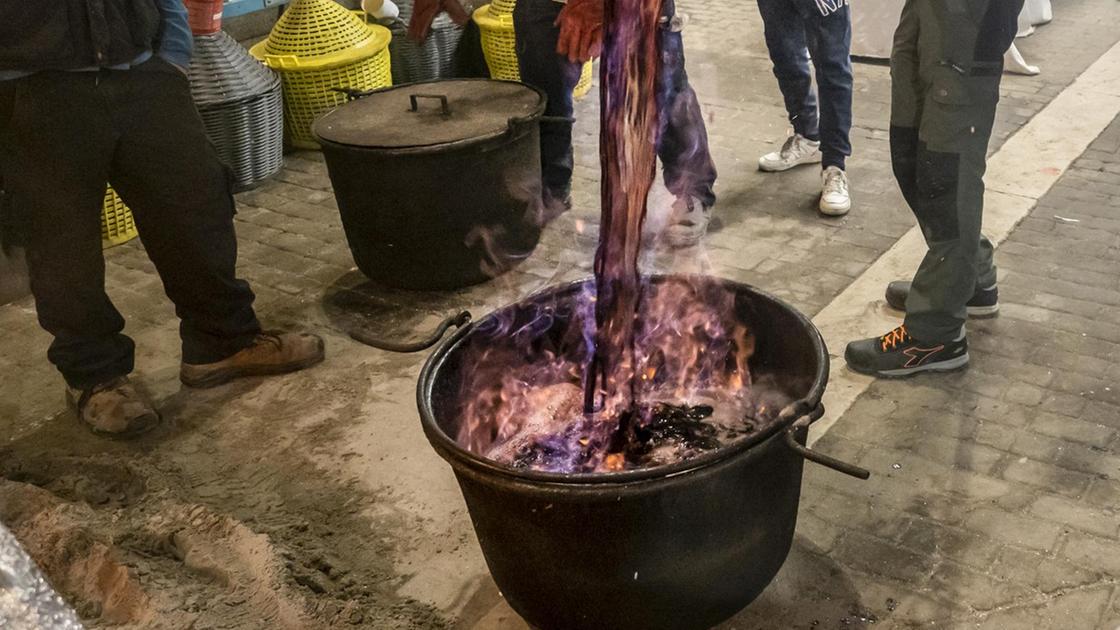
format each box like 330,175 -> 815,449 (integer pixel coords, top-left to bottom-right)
1,0 -> 1120,628
716,113 -> 1120,630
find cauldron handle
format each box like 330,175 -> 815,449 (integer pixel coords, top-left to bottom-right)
349,311 -> 472,353
783,406 -> 870,480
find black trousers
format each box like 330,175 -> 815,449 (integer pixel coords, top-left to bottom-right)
0,58 -> 261,389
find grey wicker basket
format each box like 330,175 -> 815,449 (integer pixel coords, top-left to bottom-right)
189,31 -> 285,191
370,0 -> 467,83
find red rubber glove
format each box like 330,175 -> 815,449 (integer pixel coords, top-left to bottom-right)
408,0 -> 470,42
555,0 -> 603,64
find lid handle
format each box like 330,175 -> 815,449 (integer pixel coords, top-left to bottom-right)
409,94 -> 451,116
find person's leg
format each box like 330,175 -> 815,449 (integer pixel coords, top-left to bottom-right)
655,0 -> 717,209
104,59 -> 261,365
798,0 -> 852,171
903,94 -> 999,342
514,0 -> 583,205
0,72 -> 136,389
756,0 -> 819,142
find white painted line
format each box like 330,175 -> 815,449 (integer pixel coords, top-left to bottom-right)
808,40 -> 1120,446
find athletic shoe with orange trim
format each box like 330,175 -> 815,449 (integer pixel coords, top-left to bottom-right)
844,324 -> 969,378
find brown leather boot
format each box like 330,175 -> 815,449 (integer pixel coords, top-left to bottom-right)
66,376 -> 161,438
179,331 -> 325,389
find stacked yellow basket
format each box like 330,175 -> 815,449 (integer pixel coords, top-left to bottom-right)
250,0 -> 393,149
101,186 -> 137,249
473,0 -> 593,98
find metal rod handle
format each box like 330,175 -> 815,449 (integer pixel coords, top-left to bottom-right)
785,416 -> 871,480
350,311 -> 471,353
410,94 -> 451,116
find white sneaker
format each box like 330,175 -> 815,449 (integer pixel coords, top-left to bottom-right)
758,133 -> 822,172
819,166 -> 851,216
664,196 -> 711,248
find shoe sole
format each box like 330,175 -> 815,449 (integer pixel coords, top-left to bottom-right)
819,200 -> 851,216
758,153 -> 823,172
180,350 -> 326,389
847,353 -> 970,379
885,300 -> 1000,318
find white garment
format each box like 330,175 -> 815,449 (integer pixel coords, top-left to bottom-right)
850,0 -> 1048,76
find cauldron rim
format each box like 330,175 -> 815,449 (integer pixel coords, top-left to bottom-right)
416,274 -> 829,486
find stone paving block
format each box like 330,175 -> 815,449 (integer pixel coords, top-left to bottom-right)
1059,532 -> 1120,577
962,506 -> 1063,553
897,517 -> 1001,572
927,561 -> 1035,613
830,531 -> 937,586
991,546 -> 1105,595
973,587 -> 1113,630
1028,411 -> 1116,449
972,354 -> 1056,389
1029,495 -> 1119,540
1000,455 -> 1096,499
1038,390 -> 1091,420
1009,430 -> 1120,479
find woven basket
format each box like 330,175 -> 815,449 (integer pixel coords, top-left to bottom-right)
250,0 -> 393,149
191,31 -> 284,190
101,186 -> 137,249
382,15 -> 464,83
473,4 -> 592,98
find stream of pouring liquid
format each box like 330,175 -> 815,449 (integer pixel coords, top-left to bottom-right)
583,0 -> 665,420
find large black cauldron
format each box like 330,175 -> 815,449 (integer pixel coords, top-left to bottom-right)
314,79 -> 546,290
416,275 -> 867,630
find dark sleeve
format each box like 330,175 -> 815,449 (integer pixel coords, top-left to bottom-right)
154,0 -> 194,68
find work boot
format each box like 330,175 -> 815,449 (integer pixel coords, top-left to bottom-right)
66,376 -> 161,438
885,281 -> 1000,317
664,195 -> 712,248
819,166 -> 851,216
180,331 -> 325,389
758,133 -> 822,172
845,325 -> 969,378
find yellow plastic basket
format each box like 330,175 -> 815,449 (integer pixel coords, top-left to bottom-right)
473,4 -> 593,99
101,186 -> 138,249
489,0 -> 517,16
249,0 -> 392,149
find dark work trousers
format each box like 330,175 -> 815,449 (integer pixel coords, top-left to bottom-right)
513,0 -> 717,208
756,0 -> 853,170
891,0 -> 1021,342
0,58 -> 261,389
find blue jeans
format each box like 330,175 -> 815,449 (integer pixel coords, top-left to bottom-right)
757,0 -> 853,170
513,0 -> 717,207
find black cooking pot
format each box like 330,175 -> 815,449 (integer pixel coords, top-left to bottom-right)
313,79 -> 548,290
412,275 -> 868,630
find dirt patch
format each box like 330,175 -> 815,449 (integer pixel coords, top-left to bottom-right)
0,372 -> 451,629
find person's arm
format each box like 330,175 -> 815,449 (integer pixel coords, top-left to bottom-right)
154,0 -> 193,70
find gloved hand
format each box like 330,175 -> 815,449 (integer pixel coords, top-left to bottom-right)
555,0 -> 603,64
408,0 -> 470,42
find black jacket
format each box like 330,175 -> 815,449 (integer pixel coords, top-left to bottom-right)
0,0 -> 161,71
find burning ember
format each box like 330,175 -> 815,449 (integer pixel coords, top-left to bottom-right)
455,278 -> 792,473
454,0 -> 778,473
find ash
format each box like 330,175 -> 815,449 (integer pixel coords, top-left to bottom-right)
483,377 -> 792,473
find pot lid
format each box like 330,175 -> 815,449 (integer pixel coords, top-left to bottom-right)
312,79 -> 544,150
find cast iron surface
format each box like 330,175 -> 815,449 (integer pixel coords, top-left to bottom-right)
419,276 -> 829,484
416,275 -> 853,630
316,80 -> 546,290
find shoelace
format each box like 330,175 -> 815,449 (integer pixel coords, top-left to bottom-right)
255,332 -> 284,350
880,325 -> 911,352
824,169 -> 848,195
